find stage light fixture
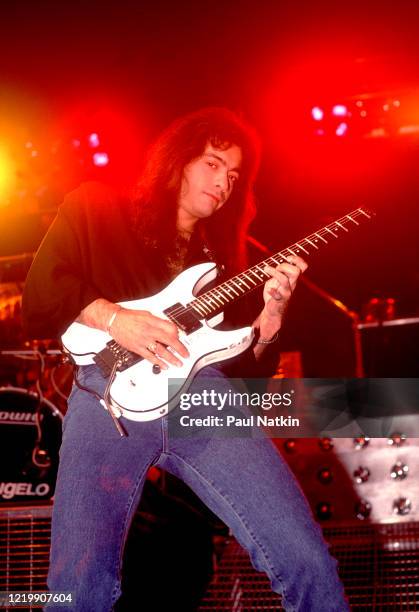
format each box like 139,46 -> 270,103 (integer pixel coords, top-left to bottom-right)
92,152 -> 109,167
0,147 -> 16,204
311,106 -> 324,121
336,122 -> 348,136
332,104 -> 348,117
88,133 -> 100,147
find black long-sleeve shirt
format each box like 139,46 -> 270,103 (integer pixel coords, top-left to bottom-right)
22,182 -> 280,377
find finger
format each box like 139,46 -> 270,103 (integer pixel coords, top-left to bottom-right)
268,287 -> 283,302
153,319 -> 190,358
268,283 -> 291,301
264,263 -> 296,278
285,255 -> 308,273
154,332 -> 189,358
264,260 -> 305,287
155,342 -> 184,367
141,341 -> 184,370
265,265 -> 302,293
274,262 -> 301,279
137,347 -> 170,371
264,267 -> 293,291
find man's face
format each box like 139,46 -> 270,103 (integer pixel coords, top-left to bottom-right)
177,142 -> 242,227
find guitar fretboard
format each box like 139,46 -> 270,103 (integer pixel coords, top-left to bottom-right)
188,207 -> 373,319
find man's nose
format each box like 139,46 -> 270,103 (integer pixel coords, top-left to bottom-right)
215,171 -> 229,193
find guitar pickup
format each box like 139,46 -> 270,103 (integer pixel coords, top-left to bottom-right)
163,303 -> 202,334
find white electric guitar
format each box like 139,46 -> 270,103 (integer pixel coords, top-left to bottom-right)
61,208 -> 373,423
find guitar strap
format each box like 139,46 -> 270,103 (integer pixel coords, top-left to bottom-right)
200,226 -> 225,275
202,243 -> 217,263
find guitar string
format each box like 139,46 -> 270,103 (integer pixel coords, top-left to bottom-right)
111,207 -> 370,359
166,207 -> 370,321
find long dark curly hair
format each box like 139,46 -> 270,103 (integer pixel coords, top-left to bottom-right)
132,107 -> 261,274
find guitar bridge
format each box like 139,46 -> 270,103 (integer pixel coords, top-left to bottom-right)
94,340 -> 143,378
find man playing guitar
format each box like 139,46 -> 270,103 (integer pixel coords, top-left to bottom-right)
23,107 -> 348,610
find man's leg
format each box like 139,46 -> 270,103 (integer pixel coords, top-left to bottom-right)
163,370 -> 349,612
48,366 -> 163,612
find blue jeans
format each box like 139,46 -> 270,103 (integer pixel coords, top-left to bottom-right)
48,365 -> 349,611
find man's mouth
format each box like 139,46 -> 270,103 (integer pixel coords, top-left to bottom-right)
204,192 -> 220,204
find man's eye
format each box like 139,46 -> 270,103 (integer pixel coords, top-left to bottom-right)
207,161 -> 217,169
229,175 -> 238,182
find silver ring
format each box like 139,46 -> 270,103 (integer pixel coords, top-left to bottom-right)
147,342 -> 158,354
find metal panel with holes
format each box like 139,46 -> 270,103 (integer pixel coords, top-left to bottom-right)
0,505 -> 51,596
199,522 -> 419,611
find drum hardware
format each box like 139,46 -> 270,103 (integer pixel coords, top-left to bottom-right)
0,346 -> 74,409
0,346 -> 72,490
0,387 -> 63,504
357,315 -> 419,330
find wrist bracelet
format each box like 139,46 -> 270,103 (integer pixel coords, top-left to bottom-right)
106,306 -> 121,334
257,330 -> 279,345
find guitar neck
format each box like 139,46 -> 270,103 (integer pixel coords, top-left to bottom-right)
189,207 -> 373,319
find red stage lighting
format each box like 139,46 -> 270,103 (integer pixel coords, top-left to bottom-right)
332,104 -> 348,117
335,122 -> 348,136
311,106 -> 324,121
88,133 -> 100,148
92,152 -> 109,167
